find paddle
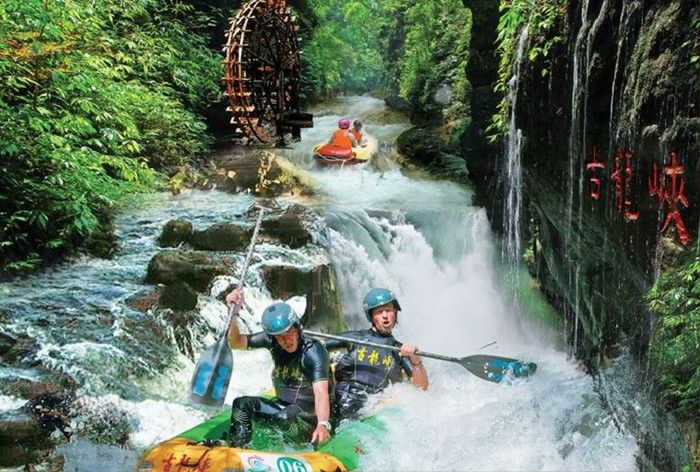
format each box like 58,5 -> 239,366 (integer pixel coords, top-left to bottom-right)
189,207 -> 265,406
305,330 -> 537,383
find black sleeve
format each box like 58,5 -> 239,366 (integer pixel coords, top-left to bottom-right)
322,331 -> 354,351
302,341 -> 330,383
400,356 -> 414,379
393,338 -> 414,379
247,332 -> 273,349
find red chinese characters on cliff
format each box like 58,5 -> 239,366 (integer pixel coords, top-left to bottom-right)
585,146 -> 640,220
585,146 -> 605,200
584,147 -> 693,245
609,147 -> 639,221
648,151 -> 693,246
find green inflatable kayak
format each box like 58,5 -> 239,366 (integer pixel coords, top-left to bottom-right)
136,406 -> 390,472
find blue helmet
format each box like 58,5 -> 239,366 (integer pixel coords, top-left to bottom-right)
362,288 -> 401,322
261,302 -> 299,335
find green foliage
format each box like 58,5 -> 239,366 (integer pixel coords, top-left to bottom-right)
487,0 -> 566,140
646,245 -> 700,421
299,0 -> 472,120
397,1 -> 471,117
300,0 -> 384,99
0,0 -> 218,274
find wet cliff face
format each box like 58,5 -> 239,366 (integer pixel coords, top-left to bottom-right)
462,0 -> 503,220
465,0 -> 699,366
462,3 -> 699,466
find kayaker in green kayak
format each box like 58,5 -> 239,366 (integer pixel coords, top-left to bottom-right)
325,288 -> 429,423
225,288 -> 334,446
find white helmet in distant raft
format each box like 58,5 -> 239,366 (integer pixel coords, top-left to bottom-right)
261,302 -> 299,335
362,288 -> 401,322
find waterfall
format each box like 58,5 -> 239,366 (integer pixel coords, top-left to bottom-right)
322,208 -> 638,471
568,0 -> 589,241
566,0 -> 608,355
567,0 -> 590,355
503,26 -> 529,268
608,1 -> 641,155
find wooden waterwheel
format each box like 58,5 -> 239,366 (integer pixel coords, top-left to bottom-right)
223,0 -> 313,144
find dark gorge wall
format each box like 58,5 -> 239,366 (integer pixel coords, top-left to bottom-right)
466,0 -> 699,365
462,0 -> 502,220
464,0 -> 699,468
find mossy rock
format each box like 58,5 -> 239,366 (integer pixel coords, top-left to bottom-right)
261,265 -> 310,300
191,223 -> 251,252
396,127 -> 468,182
145,251 -> 224,292
259,206 -> 313,249
158,219 -> 193,247
159,281 -> 198,311
212,150 -> 315,198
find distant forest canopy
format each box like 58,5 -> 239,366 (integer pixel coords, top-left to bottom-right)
300,0 -> 472,117
0,0 -> 471,275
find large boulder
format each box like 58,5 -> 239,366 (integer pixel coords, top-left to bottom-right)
396,127 -> 442,166
158,309 -> 201,360
395,127 -> 468,182
191,223 -> 251,251
24,391 -> 76,440
124,288 -> 162,313
145,251 -> 224,292
0,332 -> 15,357
212,148 -> 264,192
2,377 -> 75,400
0,332 -> 39,367
159,281 -> 198,311
303,265 -> 346,333
385,95 -> 411,111
0,386 -> 77,467
211,149 -> 314,198
260,206 -> 313,249
0,418 -> 52,468
157,219 -> 193,247
261,266 -> 309,300
260,263 -> 346,333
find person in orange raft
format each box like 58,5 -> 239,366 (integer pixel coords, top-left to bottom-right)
350,119 -> 367,147
328,118 -> 358,149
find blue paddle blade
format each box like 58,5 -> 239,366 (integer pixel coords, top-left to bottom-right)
189,335 -> 233,406
460,354 -> 537,383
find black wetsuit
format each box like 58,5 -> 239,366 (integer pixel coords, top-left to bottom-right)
229,331 -> 331,446
326,329 -> 413,422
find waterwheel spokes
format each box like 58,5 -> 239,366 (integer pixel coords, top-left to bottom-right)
223,0 -> 305,144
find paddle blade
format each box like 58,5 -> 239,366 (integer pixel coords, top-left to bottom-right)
460,354 -> 537,383
189,335 -> 233,406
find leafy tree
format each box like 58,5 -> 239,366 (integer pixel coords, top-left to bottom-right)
299,0 -> 384,99
647,246 -> 700,422
396,0 -> 471,118
0,0 -> 219,274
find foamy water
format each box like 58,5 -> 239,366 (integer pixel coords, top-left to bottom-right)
278,96 -> 639,470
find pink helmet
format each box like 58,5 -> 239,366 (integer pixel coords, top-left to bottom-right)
338,118 -> 351,129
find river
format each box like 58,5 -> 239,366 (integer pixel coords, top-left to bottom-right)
0,96 -> 639,471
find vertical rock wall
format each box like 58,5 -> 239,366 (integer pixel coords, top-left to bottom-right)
465,0 -> 699,366
463,1 -> 699,468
